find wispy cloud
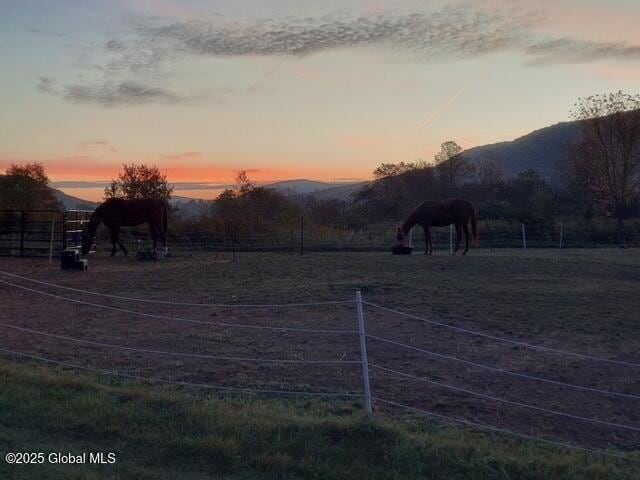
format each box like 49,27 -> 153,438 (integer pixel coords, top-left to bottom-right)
78,140 -> 118,153
525,38 -> 640,65
64,81 -> 186,106
102,6 -> 640,69
25,27 -> 67,38
39,5 -> 640,107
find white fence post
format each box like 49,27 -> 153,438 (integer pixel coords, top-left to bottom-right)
559,221 -> 564,249
49,218 -> 56,266
521,223 -> 527,250
356,290 -> 372,415
449,224 -> 453,254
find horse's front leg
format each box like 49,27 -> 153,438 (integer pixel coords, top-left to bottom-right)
462,222 -> 470,255
108,228 -> 118,256
149,221 -> 158,253
115,227 -> 128,256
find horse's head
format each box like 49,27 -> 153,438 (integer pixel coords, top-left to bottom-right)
80,232 -> 93,255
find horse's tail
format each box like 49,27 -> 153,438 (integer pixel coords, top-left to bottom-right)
470,205 -> 479,247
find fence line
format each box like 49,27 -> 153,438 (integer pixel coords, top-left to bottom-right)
366,334 -> 640,400
0,270 -> 351,308
0,347 -> 361,399
369,363 -> 640,433
364,302 -> 640,367
0,279 -> 358,335
371,397 -> 638,463
0,322 -> 359,365
2,278 -> 639,459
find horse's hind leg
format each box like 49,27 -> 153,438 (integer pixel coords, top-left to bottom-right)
423,227 -> 433,255
108,227 -> 121,256
454,223 -> 462,254
116,229 -> 128,256
149,222 -> 158,252
462,222 -> 470,255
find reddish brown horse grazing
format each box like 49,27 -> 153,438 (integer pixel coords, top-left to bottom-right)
396,199 -> 478,255
81,198 -> 168,256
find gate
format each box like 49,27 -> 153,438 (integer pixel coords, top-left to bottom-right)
63,209 -> 94,250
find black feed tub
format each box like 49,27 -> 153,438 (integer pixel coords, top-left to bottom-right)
391,246 -> 413,255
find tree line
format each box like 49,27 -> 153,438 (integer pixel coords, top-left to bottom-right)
1,91 -> 639,243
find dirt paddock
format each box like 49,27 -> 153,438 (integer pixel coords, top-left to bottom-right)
1,249 -> 639,449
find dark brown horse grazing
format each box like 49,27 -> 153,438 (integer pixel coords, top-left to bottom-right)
396,199 -> 478,255
81,198 -> 168,256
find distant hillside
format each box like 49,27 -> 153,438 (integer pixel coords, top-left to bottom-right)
311,181 -> 369,201
52,189 -> 98,210
265,179 -> 366,197
462,120 -> 582,181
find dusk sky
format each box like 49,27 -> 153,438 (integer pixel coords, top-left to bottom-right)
2,0 -> 640,200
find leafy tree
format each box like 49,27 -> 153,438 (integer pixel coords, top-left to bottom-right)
372,161 -> 427,180
567,91 -> 640,244
213,170 -> 299,233
434,141 -> 475,190
505,169 -> 555,227
0,163 -> 60,210
105,164 -> 173,200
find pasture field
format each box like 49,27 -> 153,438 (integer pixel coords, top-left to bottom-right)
1,249 -> 639,478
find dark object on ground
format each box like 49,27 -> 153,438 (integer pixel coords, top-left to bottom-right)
137,249 -> 170,261
60,249 -> 88,271
392,246 -> 413,255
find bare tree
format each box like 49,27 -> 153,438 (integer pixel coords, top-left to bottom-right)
568,91 -> 640,244
477,154 -> 505,186
434,141 -> 475,190
234,170 -> 255,195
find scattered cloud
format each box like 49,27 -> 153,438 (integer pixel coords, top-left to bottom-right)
37,77 -> 59,95
78,140 -> 118,153
64,80 -> 186,106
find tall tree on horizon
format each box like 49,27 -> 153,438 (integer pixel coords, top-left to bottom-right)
567,91 -> 640,245
105,164 -> 173,201
434,141 -> 475,191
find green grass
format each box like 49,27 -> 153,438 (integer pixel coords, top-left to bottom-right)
1,359 -> 638,480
